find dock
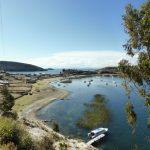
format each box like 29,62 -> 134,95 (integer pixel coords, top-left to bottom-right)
86,134 -> 105,145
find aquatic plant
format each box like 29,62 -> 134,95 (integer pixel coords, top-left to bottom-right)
77,94 -> 111,129
132,144 -> 143,150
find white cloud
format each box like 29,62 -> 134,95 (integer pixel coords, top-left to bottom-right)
25,51 -> 137,69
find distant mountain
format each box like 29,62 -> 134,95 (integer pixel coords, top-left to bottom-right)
0,61 -> 46,71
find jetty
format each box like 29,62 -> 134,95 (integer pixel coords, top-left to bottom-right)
87,134 -> 105,145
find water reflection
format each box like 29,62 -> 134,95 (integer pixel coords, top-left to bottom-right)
77,94 -> 111,129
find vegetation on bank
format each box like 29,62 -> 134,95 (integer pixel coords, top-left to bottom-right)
0,86 -> 15,117
0,116 -> 57,150
0,86 -> 33,149
0,85 -> 55,150
0,117 -> 35,150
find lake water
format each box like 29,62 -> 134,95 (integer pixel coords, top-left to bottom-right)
37,76 -> 150,150
9,68 -> 96,75
8,69 -> 63,75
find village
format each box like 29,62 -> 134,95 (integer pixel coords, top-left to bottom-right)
0,71 -> 57,99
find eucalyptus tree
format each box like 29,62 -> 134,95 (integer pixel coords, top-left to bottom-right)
119,0 -> 150,126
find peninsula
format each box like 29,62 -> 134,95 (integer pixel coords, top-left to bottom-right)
0,61 -> 46,71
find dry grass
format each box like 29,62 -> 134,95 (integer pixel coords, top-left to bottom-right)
13,77 -> 63,112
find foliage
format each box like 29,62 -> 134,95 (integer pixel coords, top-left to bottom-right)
0,117 -> 35,150
125,103 -> 137,126
122,1 -> 150,57
77,94 -> 111,129
36,136 -> 54,150
120,0 -> 150,127
0,86 -> 14,116
52,122 -> 59,132
59,142 -> 68,150
120,0 -> 150,86
0,142 -> 17,150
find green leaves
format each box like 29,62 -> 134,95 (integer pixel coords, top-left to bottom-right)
123,4 -> 141,54
125,103 -> 137,126
121,0 -> 150,84
0,86 -> 14,115
123,1 -> 150,55
0,117 -> 35,150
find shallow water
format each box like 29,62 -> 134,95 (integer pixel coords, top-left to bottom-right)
37,76 -> 150,150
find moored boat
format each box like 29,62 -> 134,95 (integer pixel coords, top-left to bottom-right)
88,127 -> 108,139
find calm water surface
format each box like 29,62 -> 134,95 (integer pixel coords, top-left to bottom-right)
9,68 -> 95,75
9,69 -> 62,75
37,76 -> 150,150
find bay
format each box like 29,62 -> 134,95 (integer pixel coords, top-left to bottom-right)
37,76 -> 150,150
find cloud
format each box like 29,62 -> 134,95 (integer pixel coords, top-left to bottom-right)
25,51 -> 137,69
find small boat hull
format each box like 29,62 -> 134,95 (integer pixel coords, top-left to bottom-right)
88,127 -> 108,139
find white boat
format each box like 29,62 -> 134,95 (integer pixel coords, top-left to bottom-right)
60,79 -> 72,83
88,127 -> 108,139
87,134 -> 105,145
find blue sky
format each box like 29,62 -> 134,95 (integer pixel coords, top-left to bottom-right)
0,0 -> 146,68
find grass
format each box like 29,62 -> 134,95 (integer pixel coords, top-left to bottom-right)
13,77 -> 62,112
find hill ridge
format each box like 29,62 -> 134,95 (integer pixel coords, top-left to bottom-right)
0,61 -> 45,71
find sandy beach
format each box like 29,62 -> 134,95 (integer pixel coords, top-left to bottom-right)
13,77 -> 97,150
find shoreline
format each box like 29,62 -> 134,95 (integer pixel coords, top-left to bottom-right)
13,77 -> 97,150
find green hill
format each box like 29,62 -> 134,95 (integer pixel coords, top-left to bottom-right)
0,61 -> 46,71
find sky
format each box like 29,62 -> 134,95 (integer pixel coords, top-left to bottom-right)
0,0 -> 146,68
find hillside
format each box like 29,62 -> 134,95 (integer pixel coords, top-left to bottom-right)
0,61 -> 46,71
96,66 -> 120,74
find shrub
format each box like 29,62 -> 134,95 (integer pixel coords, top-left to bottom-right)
1,111 -> 18,120
0,117 -> 35,150
52,122 -> 59,132
0,86 -> 14,116
0,142 -> 17,150
36,136 -> 54,150
59,142 -> 68,150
